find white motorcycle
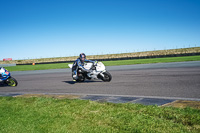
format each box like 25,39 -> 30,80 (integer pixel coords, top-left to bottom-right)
68,62 -> 112,82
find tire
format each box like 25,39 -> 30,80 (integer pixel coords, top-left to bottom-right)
76,74 -> 85,82
76,77 -> 85,82
101,71 -> 112,82
6,77 -> 18,86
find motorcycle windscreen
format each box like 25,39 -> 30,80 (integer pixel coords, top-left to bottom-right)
96,62 -> 106,71
84,63 -> 93,70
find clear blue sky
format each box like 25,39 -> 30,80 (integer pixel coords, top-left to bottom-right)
0,0 -> 200,60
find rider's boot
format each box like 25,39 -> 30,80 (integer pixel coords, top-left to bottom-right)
72,71 -> 77,81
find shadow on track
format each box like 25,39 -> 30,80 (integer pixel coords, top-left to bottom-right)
62,80 -> 102,84
0,83 -> 7,87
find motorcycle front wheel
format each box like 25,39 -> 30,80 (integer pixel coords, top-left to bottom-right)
101,71 -> 112,82
5,77 -> 18,86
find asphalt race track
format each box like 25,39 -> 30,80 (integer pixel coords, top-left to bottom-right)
0,61 -> 200,104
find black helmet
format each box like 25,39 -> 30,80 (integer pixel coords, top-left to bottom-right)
80,53 -> 86,61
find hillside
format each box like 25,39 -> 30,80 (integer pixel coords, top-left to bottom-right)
1,47 -> 200,64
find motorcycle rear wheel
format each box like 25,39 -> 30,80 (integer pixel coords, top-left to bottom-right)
76,74 -> 85,82
76,78 -> 85,82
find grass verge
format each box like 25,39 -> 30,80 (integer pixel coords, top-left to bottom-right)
4,55 -> 200,71
4,62 -> 72,71
0,97 -> 199,133
1,47 -> 200,64
103,55 -> 200,66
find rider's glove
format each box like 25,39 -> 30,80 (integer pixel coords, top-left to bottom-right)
94,60 -> 98,66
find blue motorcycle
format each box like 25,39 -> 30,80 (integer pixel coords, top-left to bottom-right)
0,67 -> 18,86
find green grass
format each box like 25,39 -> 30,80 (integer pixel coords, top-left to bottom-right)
4,62 -> 73,71
1,47 -> 200,65
103,55 -> 200,66
4,55 -> 200,71
0,97 -> 199,133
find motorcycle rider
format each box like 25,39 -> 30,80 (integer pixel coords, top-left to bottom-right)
0,67 -> 6,79
72,53 -> 97,81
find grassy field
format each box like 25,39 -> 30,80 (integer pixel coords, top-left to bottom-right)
103,55 -> 200,66
0,97 -> 199,133
1,47 -> 200,64
4,55 -> 200,71
4,62 -> 71,71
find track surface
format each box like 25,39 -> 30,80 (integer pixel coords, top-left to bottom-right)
0,61 -> 200,101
